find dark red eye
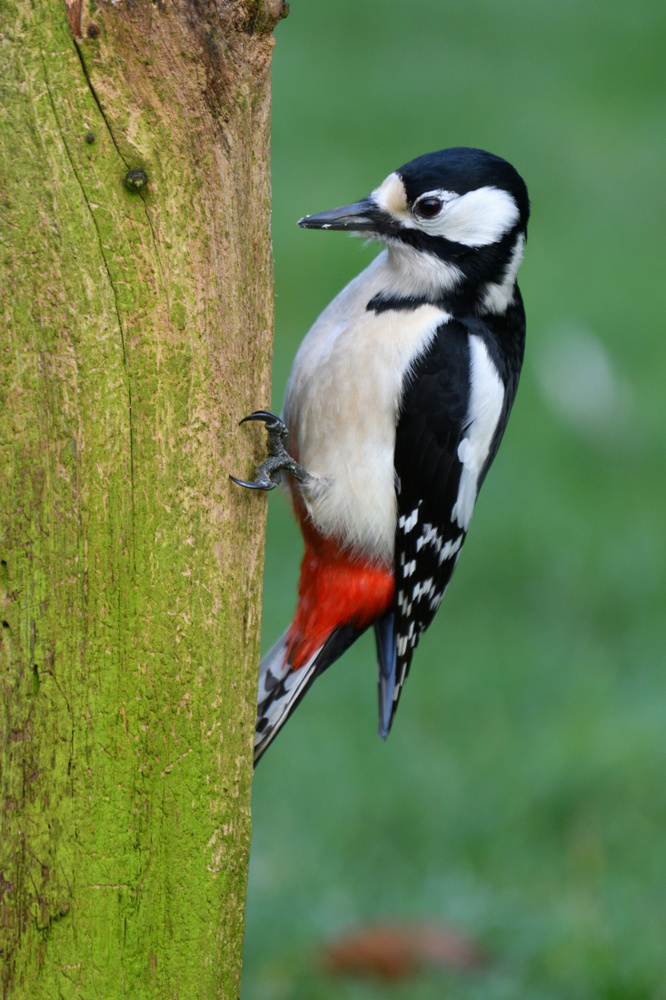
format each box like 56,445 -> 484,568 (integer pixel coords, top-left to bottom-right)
414,196 -> 443,219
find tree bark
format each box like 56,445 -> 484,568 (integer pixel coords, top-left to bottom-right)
0,1 -> 284,996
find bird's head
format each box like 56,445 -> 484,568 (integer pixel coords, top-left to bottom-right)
298,147 -> 530,311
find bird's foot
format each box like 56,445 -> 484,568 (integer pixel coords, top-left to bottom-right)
230,410 -> 308,491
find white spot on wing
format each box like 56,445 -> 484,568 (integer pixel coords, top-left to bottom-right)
399,506 -> 420,532
416,522 -> 443,554
438,535 -> 463,564
429,589 -> 444,611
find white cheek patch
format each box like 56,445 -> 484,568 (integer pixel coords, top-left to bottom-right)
371,177 -> 519,251
434,186 -> 519,247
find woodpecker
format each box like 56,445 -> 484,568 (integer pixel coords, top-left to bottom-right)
232,147 -> 530,764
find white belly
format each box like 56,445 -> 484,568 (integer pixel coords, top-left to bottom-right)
283,252 -> 449,562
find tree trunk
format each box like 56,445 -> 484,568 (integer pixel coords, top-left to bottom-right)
0,1 -> 284,996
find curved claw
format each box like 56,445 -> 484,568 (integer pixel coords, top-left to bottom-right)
231,408 -> 306,492
239,410 -> 283,428
229,473 -> 278,492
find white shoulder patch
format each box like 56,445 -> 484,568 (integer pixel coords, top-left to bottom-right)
451,336 -> 505,530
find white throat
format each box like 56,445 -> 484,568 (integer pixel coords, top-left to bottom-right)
382,242 -> 464,299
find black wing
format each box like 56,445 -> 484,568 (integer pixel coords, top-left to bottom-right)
377,319 -> 472,736
376,298 -> 526,735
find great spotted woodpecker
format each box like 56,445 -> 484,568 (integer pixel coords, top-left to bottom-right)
232,147 -> 530,764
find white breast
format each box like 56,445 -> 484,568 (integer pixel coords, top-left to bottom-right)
283,251 -> 450,563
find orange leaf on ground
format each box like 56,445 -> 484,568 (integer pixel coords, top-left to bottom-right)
322,922 -> 489,981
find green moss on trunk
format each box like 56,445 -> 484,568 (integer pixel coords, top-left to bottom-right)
0,1 -> 283,996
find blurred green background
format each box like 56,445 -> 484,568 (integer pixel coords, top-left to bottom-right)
243,2 -> 666,998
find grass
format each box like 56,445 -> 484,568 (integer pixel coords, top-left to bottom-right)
242,2 -> 666,997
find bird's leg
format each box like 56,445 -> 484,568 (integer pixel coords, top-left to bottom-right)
230,410 -> 308,491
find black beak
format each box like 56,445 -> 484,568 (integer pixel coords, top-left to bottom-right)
298,196 -> 379,232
